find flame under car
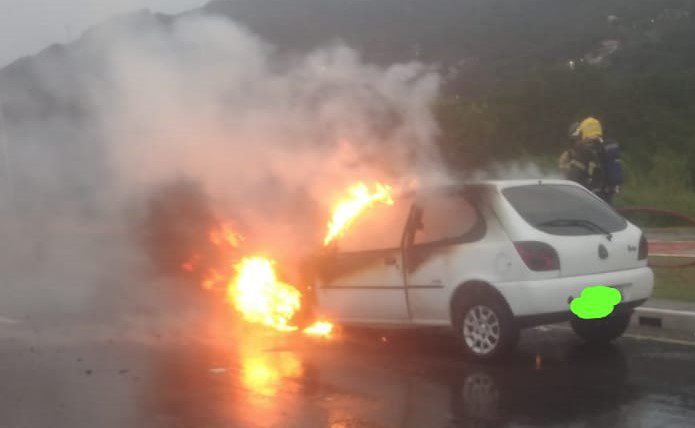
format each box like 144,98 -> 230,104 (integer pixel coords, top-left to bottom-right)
305,180 -> 653,360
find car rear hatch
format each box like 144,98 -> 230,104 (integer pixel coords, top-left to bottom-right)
501,183 -> 645,277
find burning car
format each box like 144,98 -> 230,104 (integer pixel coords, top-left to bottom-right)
307,179 -> 653,360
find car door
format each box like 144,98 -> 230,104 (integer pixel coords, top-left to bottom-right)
315,196 -> 413,324
404,190 -> 486,324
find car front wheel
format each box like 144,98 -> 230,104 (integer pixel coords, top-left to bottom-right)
570,310 -> 632,344
455,293 -> 518,361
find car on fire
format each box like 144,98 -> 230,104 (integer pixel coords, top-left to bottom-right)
307,179 -> 653,360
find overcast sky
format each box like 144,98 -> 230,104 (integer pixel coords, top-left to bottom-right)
0,0 -> 209,67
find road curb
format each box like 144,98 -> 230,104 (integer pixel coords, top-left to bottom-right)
632,306 -> 695,331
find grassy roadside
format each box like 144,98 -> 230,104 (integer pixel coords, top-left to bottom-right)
651,256 -> 695,302
615,151 -> 695,218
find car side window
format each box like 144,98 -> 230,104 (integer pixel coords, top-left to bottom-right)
336,198 -> 413,252
412,194 -> 480,245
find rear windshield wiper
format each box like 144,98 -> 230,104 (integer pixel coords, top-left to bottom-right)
537,219 -> 613,241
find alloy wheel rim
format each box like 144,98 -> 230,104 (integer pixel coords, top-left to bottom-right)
463,305 -> 501,355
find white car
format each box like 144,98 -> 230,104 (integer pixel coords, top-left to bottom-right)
309,179 -> 653,360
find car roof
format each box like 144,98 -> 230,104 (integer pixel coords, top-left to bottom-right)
474,178 -> 581,189
406,179 -> 581,197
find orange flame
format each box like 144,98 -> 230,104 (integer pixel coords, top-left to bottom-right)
181,224 -> 243,291
241,352 -> 303,397
226,256 -> 334,335
210,223 -> 243,248
228,257 -> 302,332
302,321 -> 333,337
184,194 -> 406,336
323,182 -> 394,246
201,269 -> 225,290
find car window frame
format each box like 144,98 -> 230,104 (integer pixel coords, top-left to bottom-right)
329,196 -> 416,254
405,188 -> 487,249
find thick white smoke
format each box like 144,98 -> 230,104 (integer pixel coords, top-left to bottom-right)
96,14 -> 442,256
472,160 -> 563,181
0,11 -> 443,323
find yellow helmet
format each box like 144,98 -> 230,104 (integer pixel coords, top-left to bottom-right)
570,116 -> 603,142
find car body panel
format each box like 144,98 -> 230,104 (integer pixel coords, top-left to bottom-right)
492,183 -> 646,277
496,266 -> 653,317
316,248 -> 409,323
313,179 -> 653,329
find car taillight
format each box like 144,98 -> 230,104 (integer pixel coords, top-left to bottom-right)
513,241 -> 560,271
638,234 -> 648,260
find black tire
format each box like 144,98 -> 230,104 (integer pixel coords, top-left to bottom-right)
454,289 -> 519,361
570,310 -> 632,344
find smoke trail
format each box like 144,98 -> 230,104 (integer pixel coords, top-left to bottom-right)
0,11 -> 442,323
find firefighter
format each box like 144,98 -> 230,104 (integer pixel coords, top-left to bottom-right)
559,117 -> 608,201
571,116 -> 603,144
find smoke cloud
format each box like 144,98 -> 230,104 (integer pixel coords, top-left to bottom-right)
0,11 -> 443,324
472,160 -> 562,181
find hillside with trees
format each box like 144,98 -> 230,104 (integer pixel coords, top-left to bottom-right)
2,0 -> 694,212
201,0 -> 695,211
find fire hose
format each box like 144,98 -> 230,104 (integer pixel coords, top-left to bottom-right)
617,206 -> 695,269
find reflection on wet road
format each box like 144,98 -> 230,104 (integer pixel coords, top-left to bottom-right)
2,317 -> 695,428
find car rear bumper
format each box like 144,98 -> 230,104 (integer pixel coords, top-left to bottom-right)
495,266 -> 653,319
515,299 -> 647,328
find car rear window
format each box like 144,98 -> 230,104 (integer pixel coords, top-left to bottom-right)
502,184 -> 627,236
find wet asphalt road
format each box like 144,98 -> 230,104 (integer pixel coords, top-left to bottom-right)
2,317 -> 695,428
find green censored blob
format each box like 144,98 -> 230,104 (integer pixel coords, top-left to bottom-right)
570,285 -> 622,319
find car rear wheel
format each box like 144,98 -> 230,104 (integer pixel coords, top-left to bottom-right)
570,310 -> 632,344
455,292 -> 519,361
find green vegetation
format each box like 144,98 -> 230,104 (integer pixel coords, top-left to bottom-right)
202,0 -> 695,200
615,151 -> 695,217
426,1 -> 695,216
651,257 -> 695,302
5,1 -> 695,213
437,64 -> 695,217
